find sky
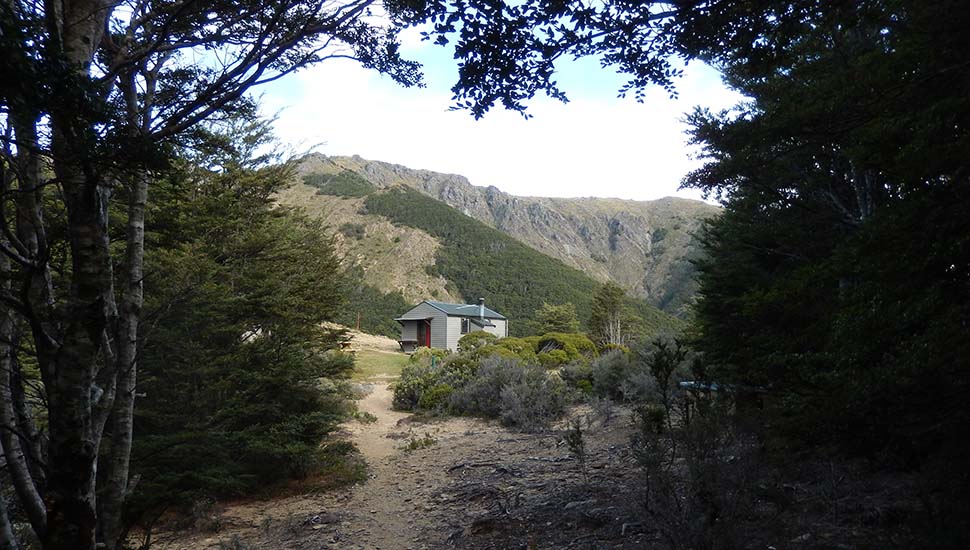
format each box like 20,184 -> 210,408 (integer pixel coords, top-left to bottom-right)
261,28 -> 745,203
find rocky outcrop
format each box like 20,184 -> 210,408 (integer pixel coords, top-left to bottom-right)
295,154 -> 719,316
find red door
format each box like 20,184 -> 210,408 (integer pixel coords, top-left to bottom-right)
417,320 -> 431,347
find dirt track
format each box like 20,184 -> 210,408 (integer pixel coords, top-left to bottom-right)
150,373 -> 649,550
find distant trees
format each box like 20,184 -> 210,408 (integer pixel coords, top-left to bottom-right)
534,303 -> 581,334
364,186 -> 676,336
589,282 -> 642,348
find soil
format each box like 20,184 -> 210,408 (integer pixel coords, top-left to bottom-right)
148,377 -> 650,550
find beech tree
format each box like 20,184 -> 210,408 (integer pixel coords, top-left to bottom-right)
589,282 -> 641,348
0,1 -> 419,548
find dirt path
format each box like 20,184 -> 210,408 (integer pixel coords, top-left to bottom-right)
152,373 -> 649,550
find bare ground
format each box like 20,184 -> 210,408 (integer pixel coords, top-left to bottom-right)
149,375 -> 653,550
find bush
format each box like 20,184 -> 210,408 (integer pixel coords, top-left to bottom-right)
493,337 -> 538,363
458,330 -> 498,353
590,350 -> 634,399
535,332 -> 597,362
448,356 -> 568,431
392,361 -> 436,411
498,372 -> 568,432
418,383 -> 454,412
468,343 -> 520,361
409,346 -> 450,365
560,361 -> 593,390
537,349 -> 570,368
392,354 -> 475,412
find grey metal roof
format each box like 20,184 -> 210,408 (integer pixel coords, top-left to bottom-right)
424,300 -> 507,320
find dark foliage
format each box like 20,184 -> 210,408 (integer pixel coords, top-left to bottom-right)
129,154 -> 355,522
304,170 -> 377,198
335,263 -> 413,338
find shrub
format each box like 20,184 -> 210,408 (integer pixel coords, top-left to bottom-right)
338,222 -> 366,240
560,361 -> 593,390
536,332 -> 597,362
469,343 -> 520,361
409,346 -> 450,365
458,330 -> 498,353
393,354 -> 475,412
590,349 -> 633,399
449,356 -> 568,431
497,368 -> 568,432
392,362 -> 435,411
599,342 -> 630,355
493,337 -> 538,363
537,349 -> 570,368
418,383 -> 454,411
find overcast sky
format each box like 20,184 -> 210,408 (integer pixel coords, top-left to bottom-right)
261,29 -> 744,203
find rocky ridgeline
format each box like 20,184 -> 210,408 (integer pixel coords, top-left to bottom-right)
296,154 -> 719,317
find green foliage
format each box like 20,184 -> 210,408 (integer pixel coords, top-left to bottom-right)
418,384 -> 455,411
335,268 -> 412,338
537,350 -> 569,368
535,332 -> 597,363
304,170 -> 376,197
589,281 -> 646,347
493,337 -> 538,363
131,156 -> 353,517
590,350 -> 634,400
678,5 -> 970,530
533,302 -> 580,333
392,352 -> 472,411
457,330 -> 498,353
364,186 -> 678,336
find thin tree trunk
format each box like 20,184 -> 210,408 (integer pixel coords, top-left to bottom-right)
99,171 -> 147,550
0,485 -> 20,550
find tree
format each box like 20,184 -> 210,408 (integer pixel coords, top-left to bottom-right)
126,128 -> 355,535
0,2 -> 419,548
534,302 -> 580,334
589,282 -> 642,348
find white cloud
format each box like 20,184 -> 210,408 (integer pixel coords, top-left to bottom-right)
260,55 -> 743,202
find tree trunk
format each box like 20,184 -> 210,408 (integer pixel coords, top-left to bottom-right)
99,171 -> 147,550
0,486 -> 20,550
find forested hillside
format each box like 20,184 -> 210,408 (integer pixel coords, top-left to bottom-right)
363,186 -> 679,336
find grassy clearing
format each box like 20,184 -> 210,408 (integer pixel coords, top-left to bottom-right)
353,350 -> 408,381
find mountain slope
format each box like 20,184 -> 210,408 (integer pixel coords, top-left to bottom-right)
295,154 -> 719,317
363,185 -> 677,336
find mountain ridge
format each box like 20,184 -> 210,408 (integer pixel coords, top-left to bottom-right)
294,153 -> 719,316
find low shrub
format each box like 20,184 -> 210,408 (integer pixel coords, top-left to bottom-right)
418,383 -> 454,411
537,349 -> 570,368
449,356 -> 568,431
493,336 -> 538,363
393,354 -> 474,412
498,371 -> 568,432
590,349 -> 634,399
535,332 -> 597,363
560,361 -> 593,390
458,330 -> 498,353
